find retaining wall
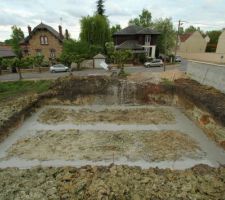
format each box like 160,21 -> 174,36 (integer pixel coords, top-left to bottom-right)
187,61 -> 225,93
178,52 -> 225,64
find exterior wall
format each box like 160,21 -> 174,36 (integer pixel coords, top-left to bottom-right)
216,31 -> 225,53
178,31 -> 207,53
187,60 -> 225,93
24,30 -> 63,60
178,52 -> 225,64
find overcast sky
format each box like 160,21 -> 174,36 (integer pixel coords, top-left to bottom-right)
0,0 -> 225,41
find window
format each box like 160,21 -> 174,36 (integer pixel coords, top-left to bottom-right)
40,36 -> 48,45
50,49 -> 56,58
145,35 -> 151,44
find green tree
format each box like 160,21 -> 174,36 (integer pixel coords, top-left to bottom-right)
33,55 -> 44,72
4,39 -> 13,45
105,42 -> 115,62
153,18 -> 176,55
12,58 -> 23,80
96,0 -> 105,16
11,26 -> 24,79
129,9 -> 152,27
206,30 -> 222,52
112,50 -> 132,76
184,25 -> 205,35
60,39 -> 91,69
11,26 -> 24,58
80,14 -> 110,48
110,24 -> 121,37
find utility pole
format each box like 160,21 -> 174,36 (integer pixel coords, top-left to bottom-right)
174,20 -> 182,59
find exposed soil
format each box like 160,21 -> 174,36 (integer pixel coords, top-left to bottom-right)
6,130 -> 203,162
38,107 -> 175,125
0,165 -> 225,200
175,78 -> 225,127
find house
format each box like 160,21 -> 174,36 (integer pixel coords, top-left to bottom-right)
113,25 -> 160,58
178,31 -> 209,53
0,45 -> 16,58
216,30 -> 225,53
20,23 -> 69,61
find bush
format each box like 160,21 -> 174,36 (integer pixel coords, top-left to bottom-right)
138,53 -> 147,64
1,59 -> 14,70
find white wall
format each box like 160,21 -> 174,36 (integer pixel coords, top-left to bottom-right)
187,61 -> 225,93
178,52 -> 225,64
179,31 -> 208,53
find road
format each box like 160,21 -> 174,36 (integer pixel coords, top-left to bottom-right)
0,61 -> 186,82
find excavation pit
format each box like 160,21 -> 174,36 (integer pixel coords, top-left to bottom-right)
0,104 -> 225,170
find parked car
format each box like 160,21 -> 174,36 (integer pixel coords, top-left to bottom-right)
144,59 -> 164,67
50,64 -> 69,73
175,56 -> 182,62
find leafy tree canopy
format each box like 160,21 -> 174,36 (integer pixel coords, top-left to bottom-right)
110,24 -> 121,36
184,25 -> 205,36
11,26 -> 24,58
153,18 -> 176,55
80,14 -> 110,48
206,30 -> 222,44
129,9 -> 152,27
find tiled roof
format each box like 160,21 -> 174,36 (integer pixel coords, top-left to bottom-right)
179,33 -> 193,42
113,25 -> 160,36
0,46 -> 16,58
116,40 -> 144,50
22,23 -> 64,44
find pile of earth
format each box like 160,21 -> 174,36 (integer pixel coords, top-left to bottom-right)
0,165 -> 225,200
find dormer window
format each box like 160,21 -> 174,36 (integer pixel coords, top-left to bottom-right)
40,36 -> 48,45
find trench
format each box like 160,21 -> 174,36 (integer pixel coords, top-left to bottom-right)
0,76 -> 225,170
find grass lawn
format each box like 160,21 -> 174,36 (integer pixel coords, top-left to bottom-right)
0,80 -> 53,101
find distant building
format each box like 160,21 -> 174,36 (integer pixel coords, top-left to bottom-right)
113,25 -> 160,58
178,31 -> 209,53
0,45 -> 16,58
216,30 -> 225,53
20,23 -> 69,60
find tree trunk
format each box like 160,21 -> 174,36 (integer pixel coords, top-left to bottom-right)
0,66 -> 2,75
38,66 -> 42,73
17,67 -> 23,80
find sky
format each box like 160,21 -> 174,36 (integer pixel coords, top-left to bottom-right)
0,0 -> 225,41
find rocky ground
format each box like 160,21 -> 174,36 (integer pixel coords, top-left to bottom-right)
38,107 -> 175,125
6,130 -> 203,162
0,165 -> 225,200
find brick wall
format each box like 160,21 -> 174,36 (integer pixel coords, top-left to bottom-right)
25,30 -> 63,60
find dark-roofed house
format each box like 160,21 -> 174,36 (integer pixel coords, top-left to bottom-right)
21,23 -> 69,60
0,45 -> 16,58
113,25 -> 160,58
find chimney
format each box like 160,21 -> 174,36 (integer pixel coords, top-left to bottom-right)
28,26 -> 32,36
58,25 -> 63,38
65,29 -> 69,40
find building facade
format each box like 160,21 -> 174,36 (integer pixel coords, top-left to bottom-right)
21,23 -> 69,61
113,25 -> 160,58
178,31 -> 209,53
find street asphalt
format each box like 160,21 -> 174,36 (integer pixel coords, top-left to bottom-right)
0,61 -> 186,82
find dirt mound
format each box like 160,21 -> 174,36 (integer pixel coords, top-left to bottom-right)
0,165 -> 225,199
